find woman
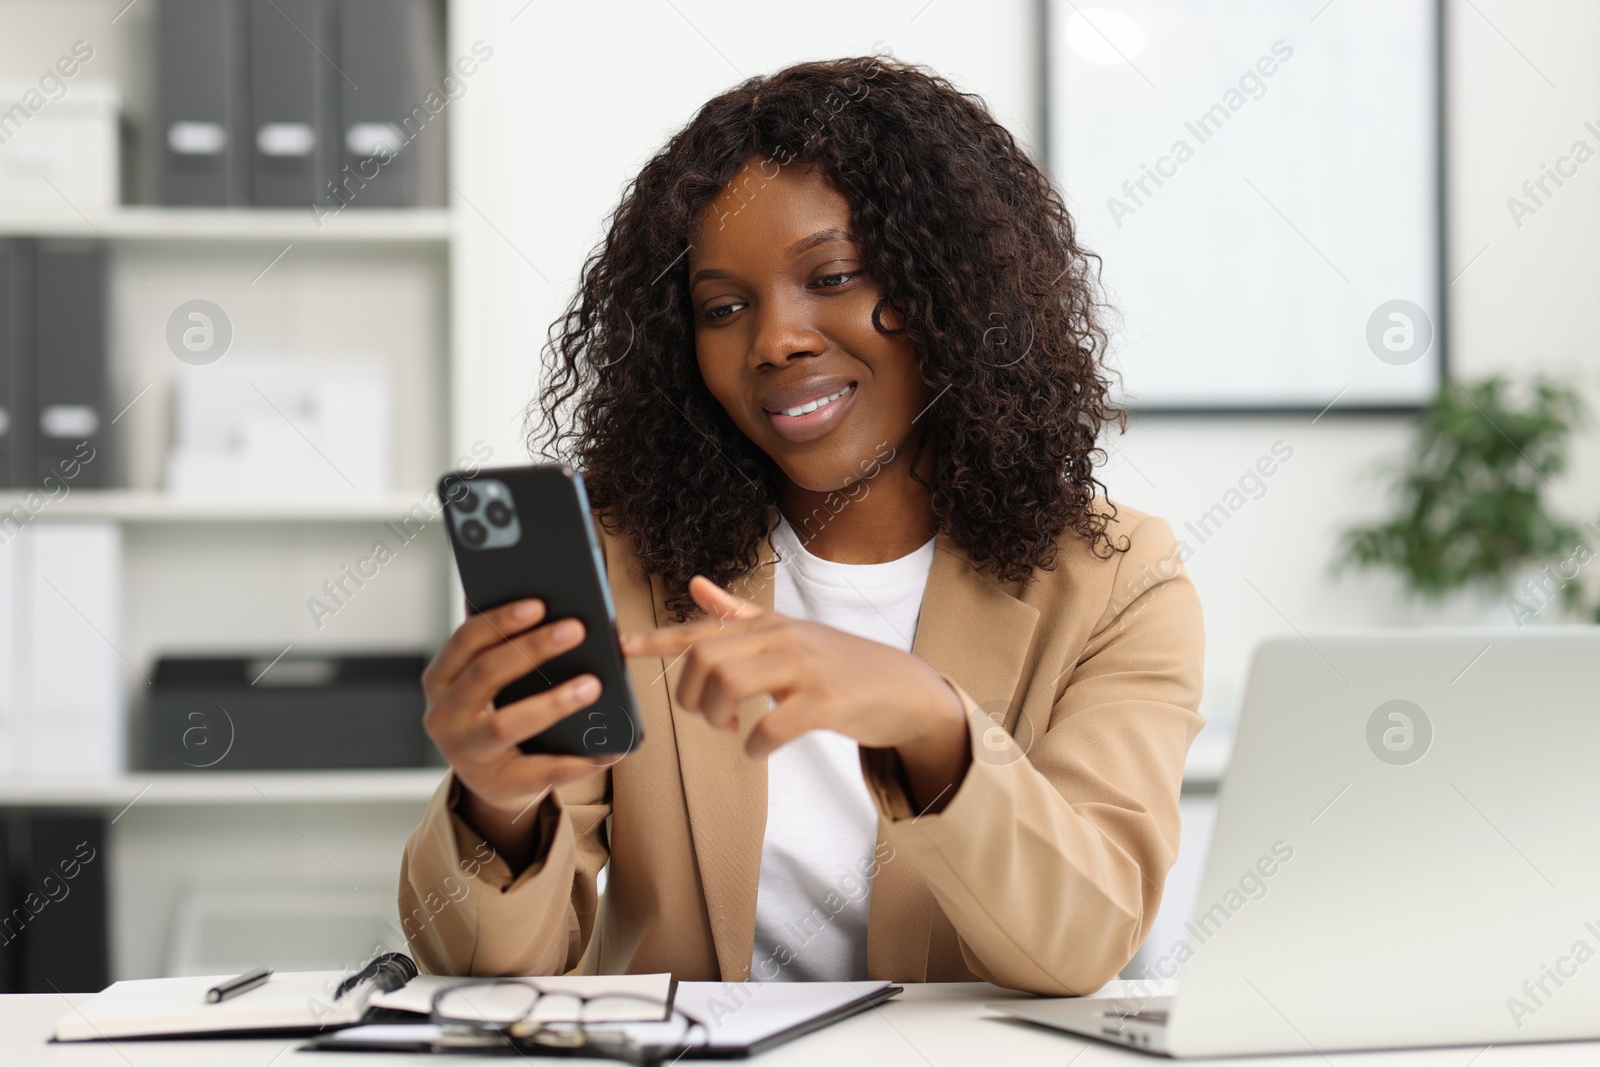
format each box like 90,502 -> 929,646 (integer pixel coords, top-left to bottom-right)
401,56 -> 1204,996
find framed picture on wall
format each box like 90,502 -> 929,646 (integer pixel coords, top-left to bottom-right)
1045,0 -> 1444,412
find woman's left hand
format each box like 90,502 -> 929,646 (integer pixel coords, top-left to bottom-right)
620,576 -> 971,807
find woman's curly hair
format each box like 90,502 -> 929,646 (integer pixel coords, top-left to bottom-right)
534,55 -> 1125,620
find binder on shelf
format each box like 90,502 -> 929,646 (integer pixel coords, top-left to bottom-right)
0,238 -> 34,487
2,813 -> 109,994
21,523 -> 124,778
248,0 -> 341,208
0,530 -> 17,779
159,0 -> 252,206
0,239 -> 105,491
0,816 -> 10,993
336,0 -> 446,209
31,240 -> 106,489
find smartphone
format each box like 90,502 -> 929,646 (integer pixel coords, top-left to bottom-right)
437,463 -> 643,758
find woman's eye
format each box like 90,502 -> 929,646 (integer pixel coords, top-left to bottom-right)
701,301 -> 744,321
813,271 -> 860,288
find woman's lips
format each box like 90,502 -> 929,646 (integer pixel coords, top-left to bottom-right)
764,383 -> 858,443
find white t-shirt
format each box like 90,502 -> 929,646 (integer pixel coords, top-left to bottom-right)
749,513 -> 937,981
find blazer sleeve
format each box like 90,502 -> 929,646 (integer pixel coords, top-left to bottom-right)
397,766 -> 612,976
860,516 -> 1205,995
400,508 -> 622,976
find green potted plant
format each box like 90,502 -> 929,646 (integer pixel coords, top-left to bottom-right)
1337,375 -> 1598,625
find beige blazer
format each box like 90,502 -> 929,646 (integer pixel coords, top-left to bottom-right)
399,501 -> 1205,995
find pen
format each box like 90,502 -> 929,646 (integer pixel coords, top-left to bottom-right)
206,966 -> 272,1003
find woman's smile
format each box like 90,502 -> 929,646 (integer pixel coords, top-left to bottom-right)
761,379 -> 858,442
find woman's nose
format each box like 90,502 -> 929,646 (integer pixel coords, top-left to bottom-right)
749,296 -> 826,368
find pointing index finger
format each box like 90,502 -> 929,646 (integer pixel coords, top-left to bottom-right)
620,619 -> 720,658
621,575 -> 767,658
689,575 -> 763,621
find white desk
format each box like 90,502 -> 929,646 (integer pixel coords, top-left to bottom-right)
7,982 -> 1600,1066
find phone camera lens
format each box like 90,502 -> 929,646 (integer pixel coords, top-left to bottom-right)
454,488 -> 481,513
461,519 -> 488,546
485,500 -> 513,528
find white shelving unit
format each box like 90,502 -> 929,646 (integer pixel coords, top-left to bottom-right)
0,0 -> 461,982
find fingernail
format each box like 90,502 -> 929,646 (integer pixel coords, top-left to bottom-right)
574,676 -> 600,699
515,599 -> 542,620
554,620 -> 582,642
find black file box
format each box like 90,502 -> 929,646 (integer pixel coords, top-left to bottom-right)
159,0 -> 252,206
336,0 -> 446,208
0,239 -> 108,489
0,239 -> 33,487
146,653 -> 434,771
32,241 -> 107,488
247,0 -> 342,208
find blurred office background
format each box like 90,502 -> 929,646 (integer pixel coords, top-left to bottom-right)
0,0 -> 1594,991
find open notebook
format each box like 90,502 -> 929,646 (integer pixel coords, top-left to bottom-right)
52,963 -> 671,1042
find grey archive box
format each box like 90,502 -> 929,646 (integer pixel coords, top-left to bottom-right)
146,652 -> 436,771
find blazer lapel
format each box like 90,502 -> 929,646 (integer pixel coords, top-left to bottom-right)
651,537 -> 779,982
913,538 -> 1042,717
866,536 -> 1041,979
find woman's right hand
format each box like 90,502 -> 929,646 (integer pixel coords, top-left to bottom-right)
421,597 -> 611,868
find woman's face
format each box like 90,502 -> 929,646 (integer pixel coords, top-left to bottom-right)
689,156 -> 928,494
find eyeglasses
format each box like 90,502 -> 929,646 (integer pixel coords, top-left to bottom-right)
429,980 -> 707,1065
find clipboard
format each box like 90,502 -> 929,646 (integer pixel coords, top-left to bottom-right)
302,979 -> 903,1060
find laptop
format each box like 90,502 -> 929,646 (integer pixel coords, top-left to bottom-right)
992,630 -> 1600,1057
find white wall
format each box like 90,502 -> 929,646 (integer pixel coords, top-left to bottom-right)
450,0 -> 1600,737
